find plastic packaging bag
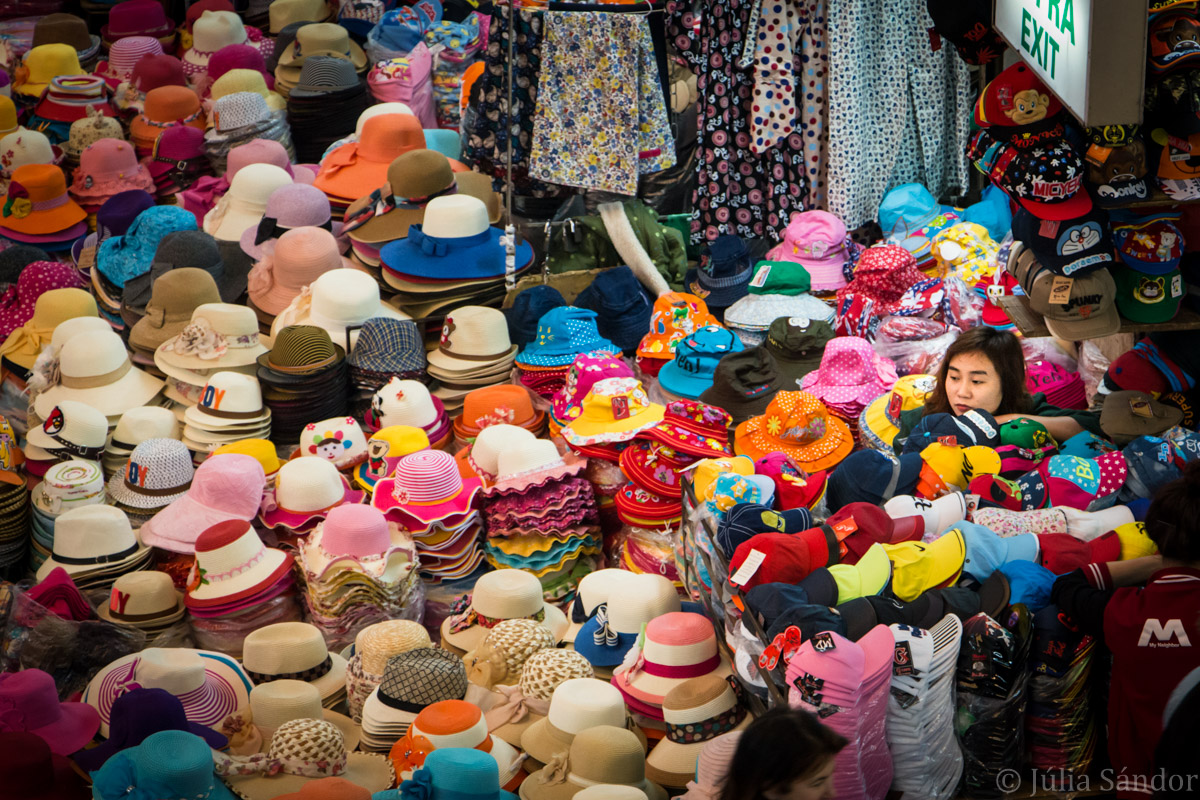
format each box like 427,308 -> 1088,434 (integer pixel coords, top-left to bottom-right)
1020,337 -> 1078,374
874,321 -> 958,376
942,271 -> 984,330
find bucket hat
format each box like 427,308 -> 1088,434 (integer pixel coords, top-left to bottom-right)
550,353 -> 633,425
98,204 -> 199,290
381,748 -> 517,800
91,730 -> 236,800
505,286 -> 566,350
0,165 -> 86,237
354,425 -> 430,491
277,22 -> 368,73
390,700 -> 520,784
62,109 -> 125,169
0,669 -> 99,756
643,676 -> 748,788
96,570 -> 186,630
733,391 -> 853,473
72,688 -> 226,774
299,416 -> 368,469
487,439 -> 585,495
765,210 -> 853,292
685,235 -> 753,310
128,267 -> 223,353
138,453 -> 267,553
105,438 -> 195,510
70,140 -> 154,207
300,502 -> 416,582
454,385 -> 543,439
241,183 -> 337,261
722,264 -> 834,337
14,45 -> 82,98
204,163 -> 295,242
612,612 -> 730,707
658,325 -> 744,400
635,399 -> 732,458
799,335 -> 898,409
516,307 -> 620,369
242,622 -> 348,700
32,329 -> 163,419
560,377 -> 664,447
33,14 -> 101,67
440,569 -> 568,652
130,86 -> 207,153
243,680 -> 360,753
314,113 -> 425,200
1,731 -> 90,799
84,648 -> 253,737
185,519 -> 293,608
344,149 -> 499,244
574,267 -> 654,354
348,318 -> 425,377
380,195 -> 533,282
261,456 -> 363,530
521,726 -> 666,800
124,230 -> 228,322
696,347 -> 780,426
638,293 -> 719,364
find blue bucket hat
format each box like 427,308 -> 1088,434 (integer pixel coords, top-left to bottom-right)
574,266 -> 653,353
825,448 -> 922,510
373,746 -> 517,800
347,318 -> 426,375
72,190 -> 155,266
504,285 -> 565,348
514,306 -> 619,367
657,324 -> 743,399
879,183 -> 957,239
964,185 -> 1013,242
90,729 -> 237,800
97,205 -> 197,289
958,520 -> 1039,581
686,234 -> 753,309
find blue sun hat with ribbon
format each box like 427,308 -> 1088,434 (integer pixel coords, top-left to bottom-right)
97,204 -> 197,289
379,195 -> 533,282
90,729 -> 237,800
372,747 -> 517,800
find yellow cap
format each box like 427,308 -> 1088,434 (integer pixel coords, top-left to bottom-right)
0,96 -> 16,137
212,438 -> 281,476
691,455 -> 754,503
354,425 -> 430,491
884,529 -> 966,602
829,542 -> 892,602
920,442 -> 1000,491
1114,521 -> 1158,560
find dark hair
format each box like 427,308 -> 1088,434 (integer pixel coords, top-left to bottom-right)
1145,461 -> 1200,562
923,327 -> 1033,417
1154,671 -> 1200,797
718,708 -> 846,800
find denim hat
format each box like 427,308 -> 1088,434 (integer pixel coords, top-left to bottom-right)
515,306 -> 619,368
574,266 -> 653,354
72,688 -> 228,773
504,285 -> 565,349
686,234 -> 753,309
369,0 -> 443,55
1120,435 -> 1184,501
97,205 -> 198,289
658,325 -> 743,400
825,448 -> 921,511
347,318 -> 425,374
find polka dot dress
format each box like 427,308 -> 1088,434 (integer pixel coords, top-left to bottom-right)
750,1 -> 800,155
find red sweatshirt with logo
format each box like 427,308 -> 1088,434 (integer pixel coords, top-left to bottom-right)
1053,565 -> 1200,796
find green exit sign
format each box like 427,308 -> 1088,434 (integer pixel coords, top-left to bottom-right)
994,0 -> 1148,126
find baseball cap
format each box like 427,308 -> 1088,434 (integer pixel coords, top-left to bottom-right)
1010,207 -> 1114,277
1114,219 -> 1185,275
754,453 -> 828,512
824,449 -> 921,510
827,502 -> 923,563
1100,390 -> 1185,445
999,417 -> 1056,451
1060,505 -> 1135,542
1001,560 -> 1056,614
973,62 -> 1063,133
1084,135 -> 1151,208
1112,264 -> 1184,324
971,473 -> 1025,510
727,530 -> 839,592
1120,435 -> 1185,500
716,503 -> 815,558
883,492 -> 967,537
744,582 -> 813,630
958,521 -> 1040,581
1113,521 -> 1158,560
1012,247 -> 1121,341
1038,531 -> 1122,574
883,528 -> 967,602
1038,451 -> 1129,511
902,409 -> 1002,456
1149,11 -> 1200,75
1058,431 -> 1117,460
992,141 -> 1093,221
919,442 -> 1001,493
825,543 -> 891,603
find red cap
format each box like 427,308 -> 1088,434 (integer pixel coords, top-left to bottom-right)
1037,531 -> 1123,574
729,529 -> 838,591
828,503 -> 922,563
974,62 -> 1063,128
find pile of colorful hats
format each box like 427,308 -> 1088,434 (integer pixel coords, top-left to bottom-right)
723,261 -> 836,346
372,449 -> 485,582
635,292 -> 718,378
800,335 -> 899,440
286,56 -> 375,163
482,439 -> 601,599
297,503 -> 422,650
0,441 -> 29,572
515,307 -> 620,401
658,325 -> 744,402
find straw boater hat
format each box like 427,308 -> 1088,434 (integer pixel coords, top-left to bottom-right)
520,726 -> 667,800
643,676 -> 750,788
97,570 -> 185,629
520,679 -> 645,767
241,622 -> 348,703
236,679 -> 360,753
440,570 -> 569,653
487,649 -> 595,749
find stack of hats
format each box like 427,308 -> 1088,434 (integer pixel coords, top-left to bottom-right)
97,205 -> 199,326
313,114 -> 421,221
427,307 -> 519,414
723,261 -> 835,346
23,399 -> 108,475
766,209 -> 856,293
482,440 -> 600,599
153,303 -> 267,411
0,164 -> 88,250
257,325 -> 350,445
35,505 -> 150,592
345,619 -> 432,722
74,190 -> 155,274
240,622 -> 348,711
105,438 -> 195,529
636,292 -> 719,378
800,336 -> 899,439
286,56 -> 373,163
354,426 -> 430,495
97,36 -> 164,88
182,372 -> 273,453
69,139 -> 156,214
370,378 -> 451,448
359,647 -> 472,752
347,319 -> 427,421
203,91 -> 295,174
103,407 -> 180,478
27,75 -> 117,146
379,195 -> 534,320
514,307 -> 620,401
259,456 -> 364,536
97,570 -> 187,635
453,385 -> 546,448
550,353 -> 634,433
147,125 -> 212,198
274,22 -> 367,97
297,504 -> 421,650
33,13 -> 102,71
29,459 -> 105,569
185,520 -> 302,656
574,266 -> 654,354
0,431 -> 28,572
269,267 -> 409,353
130,86 -> 207,156
371,450 -> 485,583
1026,360 -> 1087,411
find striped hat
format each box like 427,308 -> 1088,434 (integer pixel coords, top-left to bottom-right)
98,36 -> 163,86
257,324 -> 344,374
32,75 -> 114,123
292,55 -> 360,94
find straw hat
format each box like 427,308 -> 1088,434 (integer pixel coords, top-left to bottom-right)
129,268 -> 224,353
277,22 -> 367,72
520,726 -> 666,800
184,372 -> 269,429
372,378 -> 440,429
358,621 -> 431,675
156,303 -> 269,374
489,649 -> 594,748
30,459 -> 105,518
643,676 -> 750,788
242,622 -> 348,701
360,647 -> 470,739
26,399 -> 107,461
612,613 -> 732,706
440,570 -> 568,652
97,570 -> 185,628
428,306 -> 517,375
459,425 -> 537,483
263,457 -> 361,529
488,440 -> 585,496
204,163 -> 294,242
108,407 -> 182,457
465,618 -> 556,691
33,329 -> 163,420
184,520 -> 293,608
392,700 -> 520,785
34,504 -> 147,581
246,680 -> 359,751
106,438 -> 195,510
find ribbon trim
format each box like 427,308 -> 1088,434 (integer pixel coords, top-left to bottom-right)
244,654 -> 333,684
665,704 -> 745,744
60,359 -> 132,389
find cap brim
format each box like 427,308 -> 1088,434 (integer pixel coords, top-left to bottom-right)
1043,304 -> 1121,341
1017,189 -> 1093,221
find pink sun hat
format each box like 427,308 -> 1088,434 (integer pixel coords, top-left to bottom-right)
551,352 -> 634,424
799,336 -> 898,408
300,502 -> 417,581
259,456 -> 364,530
612,612 -> 731,707
96,36 -> 164,88
765,210 -> 853,292
372,449 -> 483,525
0,669 -> 100,755
138,453 -> 266,554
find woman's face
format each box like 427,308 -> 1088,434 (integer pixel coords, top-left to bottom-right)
944,351 -> 1004,415
763,758 -> 837,800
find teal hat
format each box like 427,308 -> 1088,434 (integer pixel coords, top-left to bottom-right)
373,748 -> 518,800
91,729 -> 237,800
658,325 -> 744,400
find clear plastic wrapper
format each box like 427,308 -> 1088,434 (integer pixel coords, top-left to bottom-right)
1079,338 -> 1115,405
942,271 -> 984,330
1020,337 -> 1078,374
874,327 -> 958,376
188,593 -> 303,658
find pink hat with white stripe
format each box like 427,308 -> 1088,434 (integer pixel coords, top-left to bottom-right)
97,36 -> 164,86
612,612 -> 731,706
372,449 -> 483,525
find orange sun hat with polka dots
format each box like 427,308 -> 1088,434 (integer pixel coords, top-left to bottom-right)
733,390 -> 853,473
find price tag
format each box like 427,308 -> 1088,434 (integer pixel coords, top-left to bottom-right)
893,641 -> 916,676
812,632 -> 836,652
831,517 -> 858,538
729,549 -> 766,588
750,264 -> 771,288
1085,144 -> 1113,167
1173,274 -> 1184,298
1039,219 -> 1061,238
1049,276 -> 1074,305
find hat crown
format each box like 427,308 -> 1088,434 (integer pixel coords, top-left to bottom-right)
297,54 -> 358,88
0,131 -> 54,174
422,194 -> 490,239
569,726 -> 646,784
661,674 -> 737,725
109,570 -> 178,616
193,10 -> 247,52
421,748 -> 502,798
41,398 -> 106,445
211,68 -> 270,100
249,679 -> 323,735
41,459 -> 105,501
358,620 -> 431,675
607,574 -> 681,633
320,502 -> 391,558
152,228 -> 223,274
143,85 -> 201,122
469,424 -> 536,476
440,306 -> 512,358
228,163 -> 293,208
311,268 -> 383,324
228,139 -> 293,177
198,371 -> 263,415
123,438 -> 194,491
762,391 -> 829,446
642,612 -> 717,665
358,113 -> 423,162
213,90 -> 269,132
264,184 -> 333,229
112,406 -> 180,446
270,324 -> 340,368
579,377 -> 654,425
518,649 -> 593,700
243,622 -> 331,676
54,504 -> 135,557
135,648 -> 208,695
470,569 -> 543,619
129,729 -> 225,798
387,149 -> 454,198
376,378 -> 436,427
476,618 -> 555,679
147,267 -> 220,323
268,718 -> 346,764
379,647 -> 467,706
276,457 -> 345,512
394,449 -> 466,504
546,678 -> 626,733
461,385 -> 531,431
22,43 -> 82,85
191,302 -> 261,338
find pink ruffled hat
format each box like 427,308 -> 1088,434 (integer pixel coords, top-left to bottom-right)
70,139 -> 156,205
799,336 -> 898,408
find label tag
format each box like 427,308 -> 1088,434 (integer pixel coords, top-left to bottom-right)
1085,144 -> 1113,167
893,641 -> 916,676
729,549 -> 766,587
760,509 -> 784,531
750,264 -> 771,288
937,435 -> 958,447
1173,274 -> 1184,298
812,631 -> 836,652
611,396 -> 630,420
1049,276 -> 1074,304
831,517 -> 858,538
1039,219 -> 1061,238
1130,398 -> 1155,419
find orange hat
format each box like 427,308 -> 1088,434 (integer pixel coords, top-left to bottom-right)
0,164 -> 86,235
313,114 -> 425,201
733,391 -> 853,473
638,292 -> 719,361
130,85 -> 205,151
274,778 -> 371,800
453,385 -> 545,439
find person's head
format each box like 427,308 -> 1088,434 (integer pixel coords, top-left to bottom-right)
925,327 -> 1031,418
1145,461 -> 1200,564
718,708 -> 846,800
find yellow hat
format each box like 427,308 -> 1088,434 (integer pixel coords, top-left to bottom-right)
920,442 -> 1000,492
1114,521 -> 1158,560
828,542 -> 892,603
932,222 -> 998,286
0,288 -> 97,370
691,455 -> 755,504
355,425 -> 430,491
210,69 -> 287,112
212,438 -> 281,477
884,528 -> 966,602
860,374 -> 937,451
560,378 -> 664,447
0,96 -> 17,138
16,44 -> 82,97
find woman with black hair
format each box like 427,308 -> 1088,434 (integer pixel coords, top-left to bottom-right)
718,708 -> 845,800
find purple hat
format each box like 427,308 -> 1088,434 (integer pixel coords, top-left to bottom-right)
73,189 -> 156,265
72,688 -> 227,773
0,669 -> 99,756
239,182 -> 338,259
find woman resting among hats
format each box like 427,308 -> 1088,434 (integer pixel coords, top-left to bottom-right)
718,708 -> 844,800
1051,462 -> 1200,799
893,327 -> 1101,449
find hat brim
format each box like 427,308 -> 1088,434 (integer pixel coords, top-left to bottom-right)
560,404 -> 665,448
614,652 -> 732,706
1017,190 -> 1093,222
427,344 -> 518,374
519,772 -> 666,800
440,603 -> 568,652
136,494 -> 254,558
349,172 -> 502,244
644,714 -> 752,788
370,478 -> 482,525
733,413 -> 853,473
33,367 -> 163,419
185,548 -> 293,607
36,541 -> 151,581
380,230 -> 534,282
657,361 -> 715,400
1042,304 -> 1121,341
223,752 -> 393,800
